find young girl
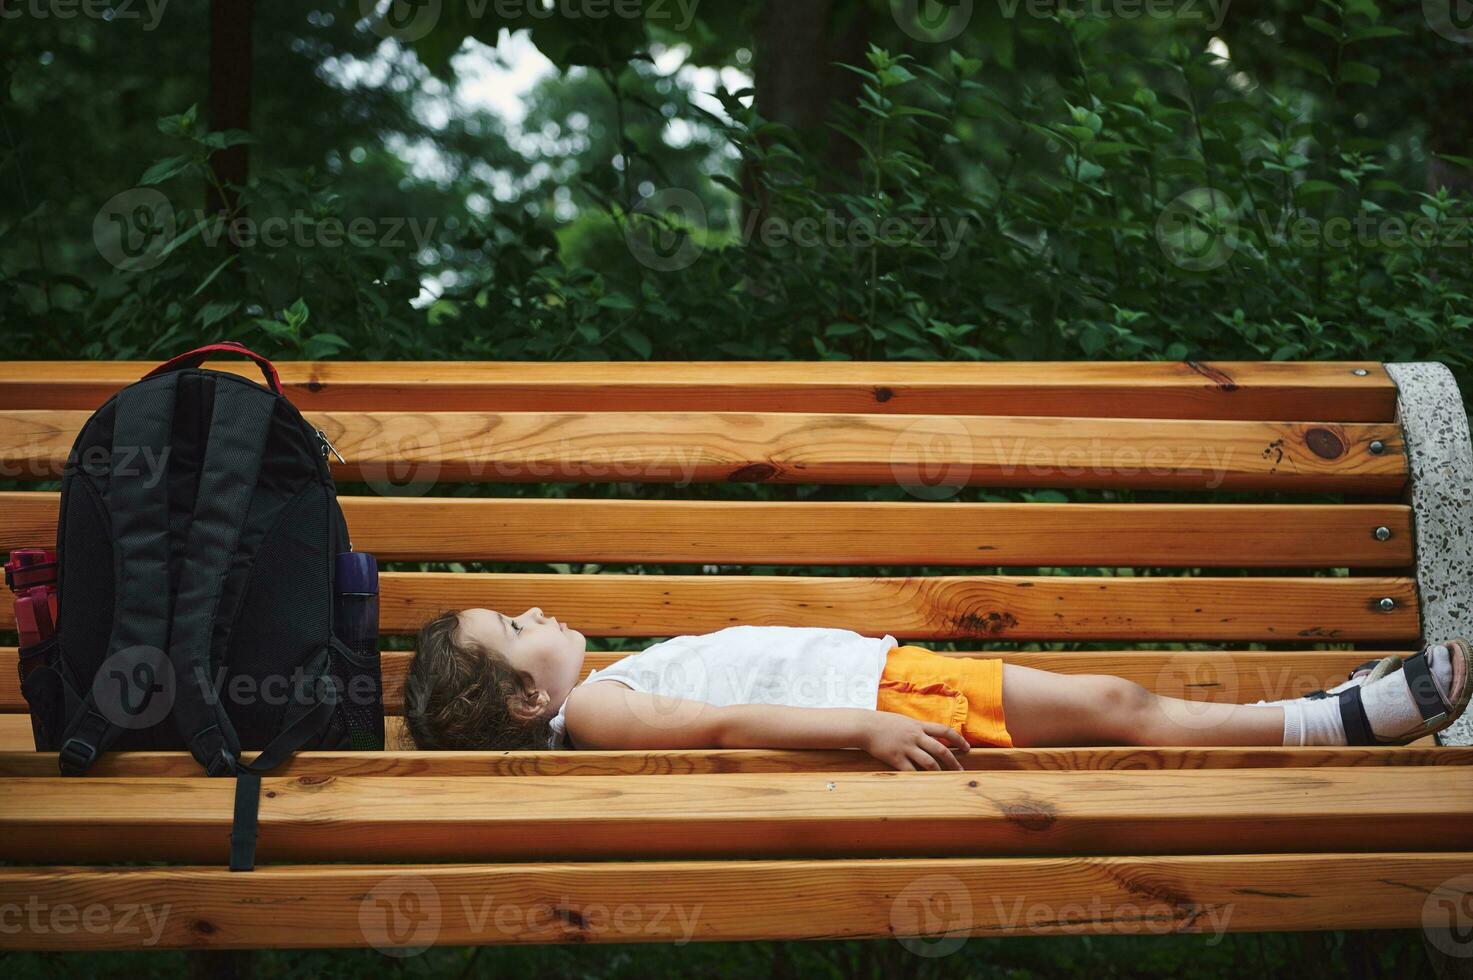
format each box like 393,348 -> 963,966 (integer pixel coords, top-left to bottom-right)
403,606 -> 1471,770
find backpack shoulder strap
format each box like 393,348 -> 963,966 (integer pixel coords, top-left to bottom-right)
59,375 -> 179,775
166,377 -> 278,775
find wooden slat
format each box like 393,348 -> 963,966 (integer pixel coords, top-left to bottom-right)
0,853 -> 1464,948
374,572 -> 1419,640
1,745 -> 1465,778
2,769 -> 1470,864
0,410 -> 1408,492
0,648 -> 1421,715
0,360 -> 1399,420
0,492 -> 1416,566
0,715 -> 31,750
0,573 -> 1418,639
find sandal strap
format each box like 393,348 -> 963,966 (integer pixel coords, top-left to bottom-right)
1302,657 -> 1395,701
1402,650 -> 1450,727
1336,686 -> 1378,745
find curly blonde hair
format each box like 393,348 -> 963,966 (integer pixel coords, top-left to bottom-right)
402,609 -> 554,750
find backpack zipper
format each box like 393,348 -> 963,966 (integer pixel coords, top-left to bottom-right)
315,428 -> 346,464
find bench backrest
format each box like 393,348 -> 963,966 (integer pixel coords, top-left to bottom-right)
2,359 -> 1456,751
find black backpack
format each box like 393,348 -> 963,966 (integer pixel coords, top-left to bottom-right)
21,342 -> 383,866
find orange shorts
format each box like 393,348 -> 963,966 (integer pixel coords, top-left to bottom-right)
876,645 -> 1013,748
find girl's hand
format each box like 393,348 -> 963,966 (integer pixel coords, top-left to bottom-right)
862,711 -> 970,771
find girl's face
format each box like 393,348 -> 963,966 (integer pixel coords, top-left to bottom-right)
457,606 -> 586,718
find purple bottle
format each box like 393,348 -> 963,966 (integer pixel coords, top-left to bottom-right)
334,552 -> 384,749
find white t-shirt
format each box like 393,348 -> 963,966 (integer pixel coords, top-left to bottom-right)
546,625 -> 899,749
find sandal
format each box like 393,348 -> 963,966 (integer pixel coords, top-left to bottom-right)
1335,638 -> 1472,746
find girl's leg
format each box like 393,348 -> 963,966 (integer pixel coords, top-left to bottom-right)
1000,663 -> 1285,747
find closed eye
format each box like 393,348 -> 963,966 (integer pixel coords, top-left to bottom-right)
502,614 -> 522,636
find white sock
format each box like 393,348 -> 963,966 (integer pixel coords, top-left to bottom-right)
1278,645 -> 1456,745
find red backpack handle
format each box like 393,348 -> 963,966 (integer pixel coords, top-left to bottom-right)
145,341 -> 283,395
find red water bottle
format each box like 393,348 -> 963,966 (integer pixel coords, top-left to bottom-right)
6,549 -> 59,682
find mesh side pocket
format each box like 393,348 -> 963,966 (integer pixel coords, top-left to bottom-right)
328,636 -> 384,751
19,637 -> 69,751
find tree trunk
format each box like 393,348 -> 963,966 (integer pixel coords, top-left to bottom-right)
208,0 -> 254,225
742,0 -> 871,230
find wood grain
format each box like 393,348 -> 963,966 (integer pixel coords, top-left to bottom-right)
0,744 -> 1465,778
2,769 -> 1470,864
0,647 -> 1419,716
367,572 -> 1421,640
0,572 -> 1418,639
0,492 -> 1417,567
0,360 -> 1398,420
0,410 -> 1409,492
1,853 -> 1463,948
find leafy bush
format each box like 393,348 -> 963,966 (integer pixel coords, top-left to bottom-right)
4,2 -> 1471,384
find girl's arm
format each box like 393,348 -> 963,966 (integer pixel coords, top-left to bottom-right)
564,681 -> 969,770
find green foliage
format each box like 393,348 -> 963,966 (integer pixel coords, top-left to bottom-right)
5,0 -> 1469,379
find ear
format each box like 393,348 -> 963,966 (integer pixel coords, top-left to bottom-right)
510,685 -> 552,722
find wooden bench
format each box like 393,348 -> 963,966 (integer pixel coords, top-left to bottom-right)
1,360 -> 1471,951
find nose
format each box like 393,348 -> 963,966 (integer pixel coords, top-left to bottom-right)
526,607 -> 545,623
